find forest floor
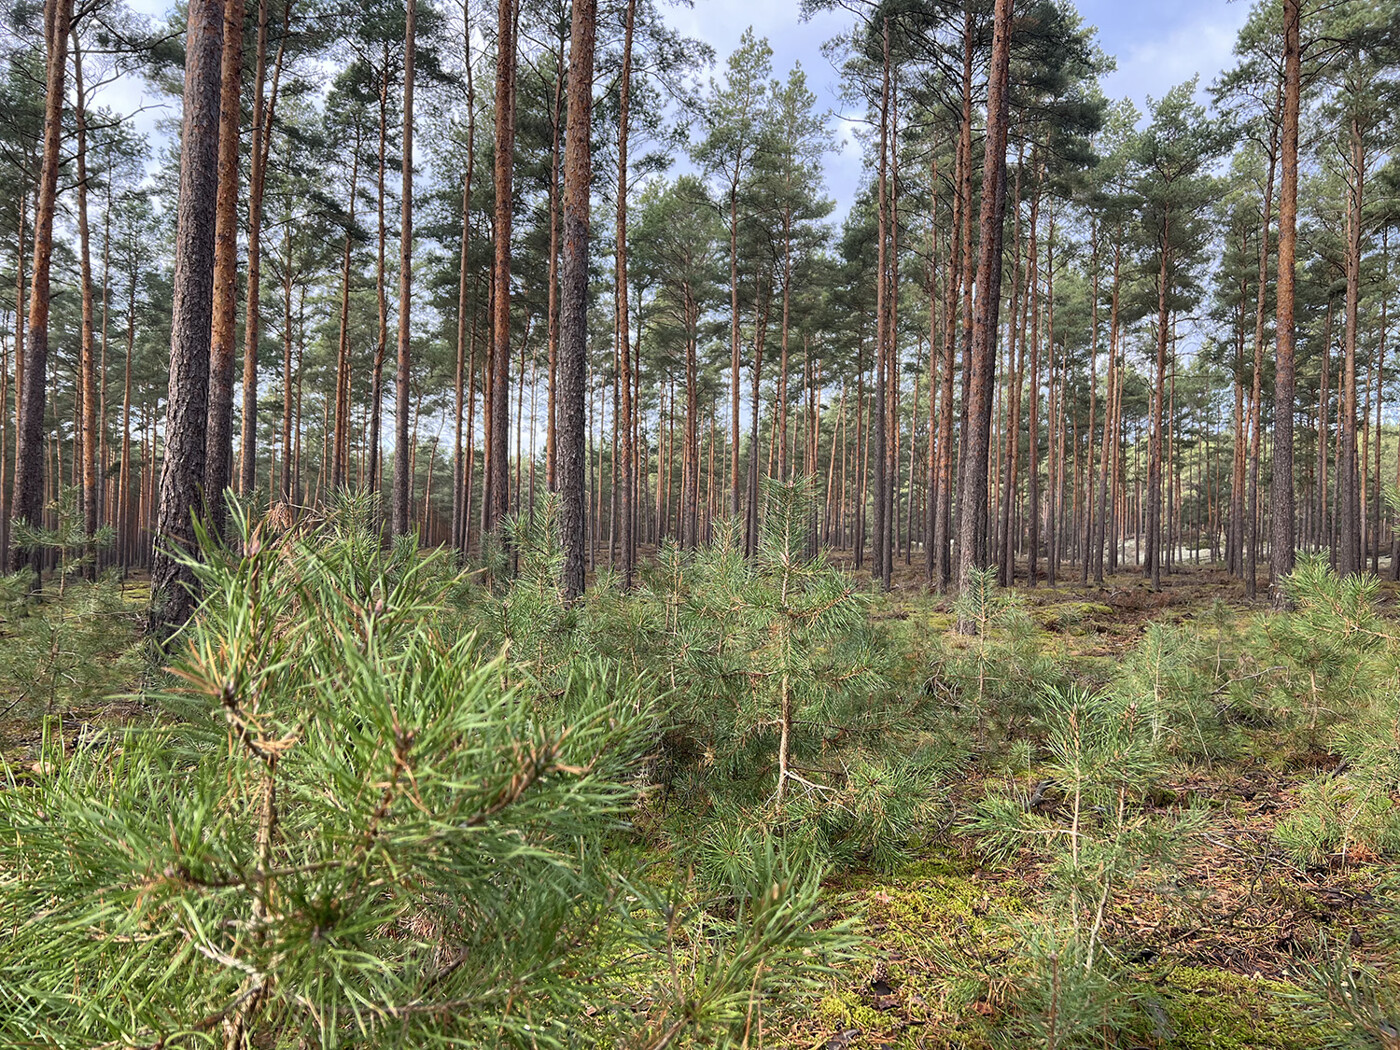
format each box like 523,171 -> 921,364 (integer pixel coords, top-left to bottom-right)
1,560 -> 1396,1049
778,562 -> 1399,1049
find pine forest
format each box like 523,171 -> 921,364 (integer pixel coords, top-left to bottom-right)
4,0 -> 1400,1045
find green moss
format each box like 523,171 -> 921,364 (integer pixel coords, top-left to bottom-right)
850,855 -> 1029,962
1030,601 -> 1115,632
813,990 -> 900,1036
1154,966 -> 1321,1050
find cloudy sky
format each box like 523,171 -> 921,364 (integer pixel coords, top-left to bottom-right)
664,0 -> 1253,216
111,0 -> 1253,219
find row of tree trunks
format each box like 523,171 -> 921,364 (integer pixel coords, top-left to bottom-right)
4,0 -> 1325,637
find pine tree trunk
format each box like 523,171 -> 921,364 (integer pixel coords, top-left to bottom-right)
558,0 -> 595,598
1046,205 -> 1059,587
1246,102 -> 1281,597
872,18 -> 890,588
452,38 -> 477,553
119,263 -> 134,565
1145,219 -> 1169,589
239,0 -> 289,496
1081,217 -> 1099,586
728,182 -> 742,520
615,0 -> 636,585
203,0 -> 245,538
682,298 -> 699,549
11,0 -> 71,573
333,126 -> 362,496
369,48 -> 390,503
149,0 -> 223,634
1229,262 -> 1246,577
391,0 -> 415,538
1339,108 -> 1364,576
883,76 -> 899,589
279,231 -> 294,502
542,40 -> 564,494
487,0 -> 516,535
1026,173 -> 1042,587
73,30 -> 99,549
3,191 -> 24,564
931,79 -> 965,591
1093,241 -> 1120,584
955,0 -> 1012,610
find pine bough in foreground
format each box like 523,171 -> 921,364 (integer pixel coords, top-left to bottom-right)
0,504 -> 835,1048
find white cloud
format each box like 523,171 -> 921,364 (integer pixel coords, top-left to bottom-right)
1096,3 -> 1251,113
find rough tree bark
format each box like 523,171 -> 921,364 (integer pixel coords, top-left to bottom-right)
452,1 -> 477,554
391,0 -> 416,538
73,28 -> 98,547
487,0 -> 516,535
616,0 -> 637,587
10,0 -> 71,572
148,0 -> 223,634
239,0 -> 289,496
204,0 -> 245,538
557,0 -> 596,599
955,0 -> 1013,612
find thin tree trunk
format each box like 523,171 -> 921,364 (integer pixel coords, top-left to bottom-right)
872,18 -> 890,588
615,0 -> 636,585
1338,105 -> 1365,575
391,0 -> 415,537
239,0 -> 289,496
11,0 -> 72,573
73,29 -> 99,548
1146,213 -> 1170,590
544,38 -> 564,491
370,45 -> 390,503
452,5 -> 476,552
487,0 -> 516,535
280,230 -> 294,502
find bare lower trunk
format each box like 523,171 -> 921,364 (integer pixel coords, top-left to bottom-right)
487,0 -> 516,535
391,0 -> 415,537
73,31 -> 99,548
616,0 -> 636,586
557,0 -> 595,599
203,0 -> 245,538
11,0 -> 72,573
955,0 -> 1012,609
149,0 -> 223,634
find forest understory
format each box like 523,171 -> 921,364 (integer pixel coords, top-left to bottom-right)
2,496 -> 1397,1050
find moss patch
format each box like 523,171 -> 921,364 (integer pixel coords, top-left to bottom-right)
1153,965 -> 1320,1050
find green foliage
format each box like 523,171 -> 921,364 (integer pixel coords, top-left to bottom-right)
0,502 -> 837,1048
966,684 -> 1201,1021
1111,620 -> 1236,762
473,481 -> 951,893
992,926 -> 1148,1049
935,567 -> 1066,738
10,487 -> 117,588
0,492 -> 144,727
1274,776 -> 1400,867
1289,944 -> 1400,1049
1252,555 -> 1400,738
0,573 -> 145,725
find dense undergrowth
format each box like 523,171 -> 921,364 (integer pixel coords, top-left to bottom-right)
1,486 -> 1398,1048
